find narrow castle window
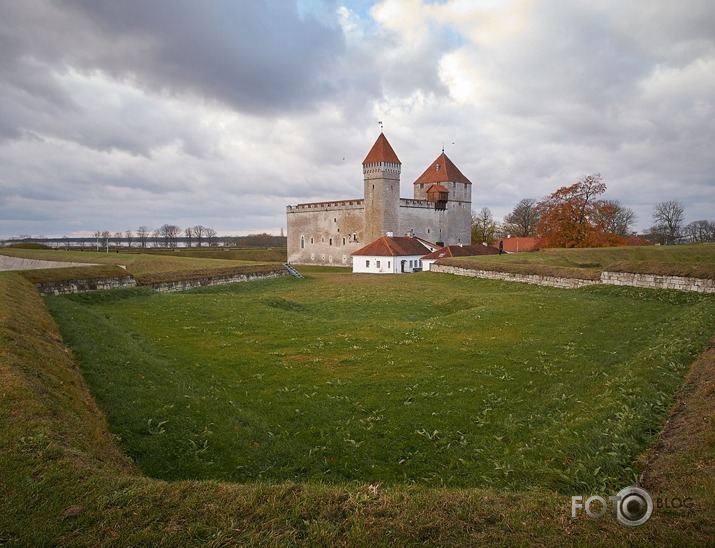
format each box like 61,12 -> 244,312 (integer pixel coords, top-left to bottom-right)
300,236 -> 305,249
342,237 -> 346,245
329,238 -> 333,246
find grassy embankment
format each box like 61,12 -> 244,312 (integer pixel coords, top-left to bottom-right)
1,250 -> 715,544
440,243 -> 715,280
0,248 -> 286,285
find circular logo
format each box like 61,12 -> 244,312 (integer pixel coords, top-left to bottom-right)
615,486 -> 653,527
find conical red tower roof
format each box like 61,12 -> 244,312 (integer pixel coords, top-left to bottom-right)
414,152 -> 471,185
363,133 -> 401,165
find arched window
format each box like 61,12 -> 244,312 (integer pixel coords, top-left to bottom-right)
300,236 -> 305,249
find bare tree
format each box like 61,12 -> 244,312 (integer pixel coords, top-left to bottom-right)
152,228 -> 162,248
92,230 -> 102,251
137,226 -> 150,248
651,200 -> 685,245
595,200 -> 637,236
193,225 -> 205,247
184,226 -> 193,248
160,224 -> 181,248
101,230 -> 111,251
205,227 -> 218,247
471,208 -> 499,245
503,198 -> 540,237
684,220 -> 715,243
125,230 -> 134,248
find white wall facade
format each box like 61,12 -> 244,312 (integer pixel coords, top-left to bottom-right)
352,255 -> 425,274
421,258 -> 437,271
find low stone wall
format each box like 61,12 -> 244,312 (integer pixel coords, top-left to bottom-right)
431,265 -> 600,289
146,269 -> 289,293
432,264 -> 715,294
35,276 -> 137,296
34,268 -> 290,296
601,271 -> 715,293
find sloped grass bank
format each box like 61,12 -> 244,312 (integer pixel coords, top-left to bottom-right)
2,272 -> 714,545
0,248 -> 273,283
442,243 -> 715,280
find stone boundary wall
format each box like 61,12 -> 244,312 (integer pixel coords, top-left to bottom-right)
601,271 -> 715,293
147,269 -> 288,293
432,265 -> 715,294
35,276 -> 137,296
431,265 -> 600,289
34,269 -> 289,296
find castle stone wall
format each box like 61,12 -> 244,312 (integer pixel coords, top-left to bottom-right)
286,202 -> 366,265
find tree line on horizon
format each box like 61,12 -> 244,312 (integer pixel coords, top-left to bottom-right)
2,226 -> 287,249
86,226 -> 285,249
471,174 -> 714,248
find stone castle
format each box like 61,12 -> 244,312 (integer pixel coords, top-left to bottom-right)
286,133 -> 472,265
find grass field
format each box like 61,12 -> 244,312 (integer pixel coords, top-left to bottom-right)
444,243 -> 715,279
46,269 -> 715,494
3,252 -> 715,544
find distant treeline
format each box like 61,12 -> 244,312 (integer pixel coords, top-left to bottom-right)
2,232 -> 287,249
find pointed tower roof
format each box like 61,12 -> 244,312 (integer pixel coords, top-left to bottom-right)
414,152 -> 471,185
363,133 -> 401,165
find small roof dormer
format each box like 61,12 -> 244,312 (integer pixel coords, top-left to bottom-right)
363,133 -> 401,165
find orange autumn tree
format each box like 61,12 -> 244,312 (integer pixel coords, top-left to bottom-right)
535,174 -> 628,248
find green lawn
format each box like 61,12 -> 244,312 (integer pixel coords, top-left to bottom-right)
46,269 -> 715,494
443,243 -> 715,279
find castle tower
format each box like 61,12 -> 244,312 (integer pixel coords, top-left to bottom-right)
363,133 -> 401,243
413,152 -> 473,244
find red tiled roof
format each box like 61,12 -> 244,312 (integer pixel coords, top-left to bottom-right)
363,133 -> 401,165
500,237 -> 538,252
414,152 -> 471,185
422,244 -> 500,260
352,236 -> 432,257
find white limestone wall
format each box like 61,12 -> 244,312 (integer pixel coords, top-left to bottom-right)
601,271 -> 715,293
352,255 -> 424,274
432,265 -> 599,289
432,264 -> 715,294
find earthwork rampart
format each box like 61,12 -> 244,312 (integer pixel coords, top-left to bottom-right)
32,267 -> 289,296
432,264 -> 715,294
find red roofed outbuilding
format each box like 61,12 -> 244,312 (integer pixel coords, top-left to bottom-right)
352,235 -> 437,274
500,237 -> 538,253
421,243 -> 500,271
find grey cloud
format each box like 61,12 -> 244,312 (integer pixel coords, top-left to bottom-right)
1,1 -> 346,119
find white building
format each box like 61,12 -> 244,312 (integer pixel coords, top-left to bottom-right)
351,235 -> 437,274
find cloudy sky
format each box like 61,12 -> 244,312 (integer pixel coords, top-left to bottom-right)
1,0 -> 713,239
